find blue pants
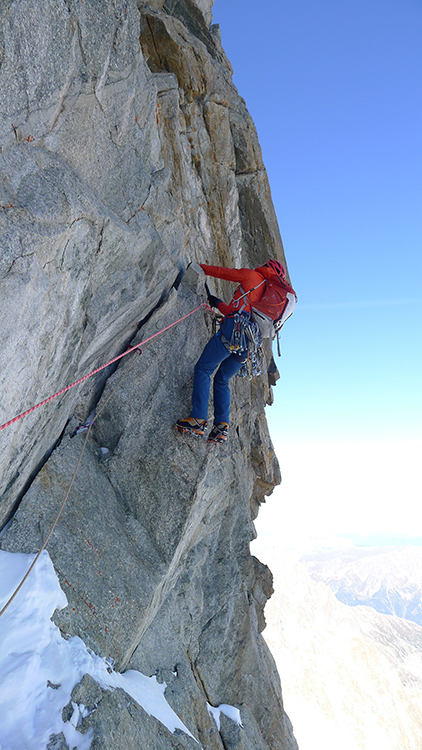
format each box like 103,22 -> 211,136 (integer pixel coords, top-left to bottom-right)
190,325 -> 246,425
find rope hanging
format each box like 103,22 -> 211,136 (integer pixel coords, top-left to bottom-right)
0,303 -> 211,433
0,302 -> 211,617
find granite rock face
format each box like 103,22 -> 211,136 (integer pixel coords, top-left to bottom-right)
0,2 -> 296,749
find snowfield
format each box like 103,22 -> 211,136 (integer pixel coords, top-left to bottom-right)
0,549 -> 242,749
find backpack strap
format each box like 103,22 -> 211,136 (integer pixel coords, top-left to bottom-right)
274,291 -> 297,331
231,279 -> 266,312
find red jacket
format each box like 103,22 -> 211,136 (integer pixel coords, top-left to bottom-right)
200,263 -> 296,317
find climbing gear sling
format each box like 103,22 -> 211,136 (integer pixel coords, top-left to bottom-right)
219,313 -> 257,354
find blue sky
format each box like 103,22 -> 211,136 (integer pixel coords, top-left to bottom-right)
212,0 -> 422,546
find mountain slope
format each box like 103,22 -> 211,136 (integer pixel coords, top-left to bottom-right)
303,546 -> 422,626
260,549 -> 422,750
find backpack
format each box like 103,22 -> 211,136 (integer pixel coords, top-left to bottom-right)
241,277 -> 296,339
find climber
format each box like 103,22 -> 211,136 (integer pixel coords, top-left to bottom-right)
175,260 -> 296,444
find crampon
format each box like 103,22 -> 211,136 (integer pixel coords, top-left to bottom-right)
175,417 -> 207,437
207,422 -> 229,444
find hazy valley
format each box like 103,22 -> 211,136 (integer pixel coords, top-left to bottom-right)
259,547 -> 422,750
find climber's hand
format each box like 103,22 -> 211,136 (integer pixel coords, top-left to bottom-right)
207,293 -> 222,309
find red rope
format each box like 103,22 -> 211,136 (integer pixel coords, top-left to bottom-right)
0,303 -> 210,432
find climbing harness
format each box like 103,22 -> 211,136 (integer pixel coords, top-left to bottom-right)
219,312 -> 254,353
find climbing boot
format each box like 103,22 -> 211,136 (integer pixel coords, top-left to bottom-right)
175,417 -> 207,437
207,422 -> 229,444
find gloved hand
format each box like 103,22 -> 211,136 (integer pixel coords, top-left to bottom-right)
205,281 -> 222,309
207,293 -> 222,309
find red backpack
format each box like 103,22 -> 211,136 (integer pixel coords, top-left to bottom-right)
251,276 -> 296,338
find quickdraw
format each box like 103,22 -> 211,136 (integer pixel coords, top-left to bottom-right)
237,320 -> 265,379
218,313 -> 264,378
219,313 -> 252,353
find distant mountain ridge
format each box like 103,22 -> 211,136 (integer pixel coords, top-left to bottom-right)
260,548 -> 422,750
301,545 -> 422,626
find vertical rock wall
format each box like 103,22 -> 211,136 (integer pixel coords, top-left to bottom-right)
0,2 -> 297,748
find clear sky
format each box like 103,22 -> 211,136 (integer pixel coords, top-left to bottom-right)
212,0 -> 422,548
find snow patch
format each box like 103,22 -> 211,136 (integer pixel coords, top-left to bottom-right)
0,550 -> 197,749
207,702 -> 243,731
